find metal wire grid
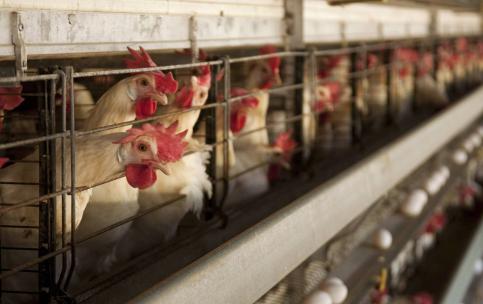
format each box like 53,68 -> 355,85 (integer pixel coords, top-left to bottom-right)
251,37 -> 483,304
0,36 -> 480,303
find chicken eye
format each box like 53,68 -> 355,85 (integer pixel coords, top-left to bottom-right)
140,79 -> 149,87
199,91 -> 206,99
137,143 -> 148,152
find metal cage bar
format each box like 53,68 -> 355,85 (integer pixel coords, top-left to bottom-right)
0,35 -> 480,303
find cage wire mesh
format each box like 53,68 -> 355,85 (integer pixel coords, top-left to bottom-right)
0,35 -> 481,303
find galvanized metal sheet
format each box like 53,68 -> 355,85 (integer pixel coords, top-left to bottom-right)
0,0 -> 284,17
132,87 -> 483,304
0,10 -> 284,58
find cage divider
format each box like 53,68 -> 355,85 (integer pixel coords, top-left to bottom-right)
216,56 -> 231,228
292,50 -> 306,170
384,45 -> 394,127
62,66 -> 76,292
204,60 -> 220,221
350,48 -> 362,148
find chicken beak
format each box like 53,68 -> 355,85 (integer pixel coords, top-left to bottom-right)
153,162 -> 172,175
150,93 -> 169,106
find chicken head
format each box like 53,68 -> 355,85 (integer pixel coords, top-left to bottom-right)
114,122 -> 188,189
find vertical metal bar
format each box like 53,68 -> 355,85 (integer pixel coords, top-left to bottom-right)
350,49 -> 362,146
412,42 -> 423,113
63,67 -> 76,289
55,70 -> 68,289
217,56 -> 231,219
10,12 -> 27,77
293,52 -> 305,167
48,77 -> 57,297
204,63 -> 219,221
383,45 -> 393,126
38,75 -> 56,303
307,48 -> 317,156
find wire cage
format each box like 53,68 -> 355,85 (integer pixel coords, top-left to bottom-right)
253,122 -> 483,304
0,34 -> 481,303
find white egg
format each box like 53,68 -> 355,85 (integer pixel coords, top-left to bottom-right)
420,232 -> 435,251
303,291 -> 333,304
401,189 -> 428,217
372,228 -> 393,250
320,280 -> 348,304
439,166 -> 450,180
453,149 -> 468,165
478,126 -> 483,137
432,172 -> 446,189
471,133 -> 482,147
325,277 -> 344,286
463,138 -> 475,153
424,177 -> 440,195
415,237 -> 425,260
474,259 -> 483,275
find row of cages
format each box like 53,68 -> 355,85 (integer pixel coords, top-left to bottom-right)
0,35 -> 481,303
257,123 -> 483,304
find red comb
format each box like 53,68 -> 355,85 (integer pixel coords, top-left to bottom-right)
456,38 -> 468,52
115,122 -> 188,163
153,72 -> 178,94
260,45 -> 281,75
229,87 -> 259,133
175,85 -> 195,109
197,65 -> 212,87
273,131 -> 296,161
0,157 -> 9,168
326,55 -> 344,70
125,47 -> 178,94
0,86 -> 24,111
176,49 -> 213,87
394,48 -> 419,63
176,48 -> 208,61
367,54 -> 379,68
326,82 -> 341,104
126,46 -> 157,68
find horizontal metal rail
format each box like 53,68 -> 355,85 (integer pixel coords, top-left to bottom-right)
131,86 -> 483,304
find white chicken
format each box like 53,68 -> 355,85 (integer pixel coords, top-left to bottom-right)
436,44 -> 455,96
364,53 -> 388,130
73,47 -> 179,280
117,56 -> 218,260
391,48 -> 417,123
320,56 -> 352,150
304,55 -> 351,152
414,52 -> 449,110
0,122 -> 188,304
224,46 -> 297,206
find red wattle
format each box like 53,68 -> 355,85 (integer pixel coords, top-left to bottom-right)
125,164 -> 157,189
230,110 -> 247,134
135,98 -> 157,119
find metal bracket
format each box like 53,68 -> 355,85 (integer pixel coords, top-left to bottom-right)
284,0 -> 304,50
10,12 -> 27,77
189,15 -> 199,63
377,22 -> 384,41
